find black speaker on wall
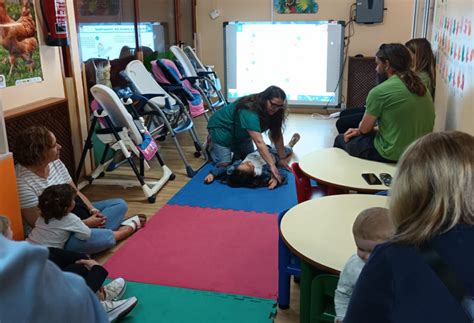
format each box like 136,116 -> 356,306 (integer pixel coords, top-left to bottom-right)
355,0 -> 384,24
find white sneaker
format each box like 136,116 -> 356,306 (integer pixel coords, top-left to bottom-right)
103,278 -> 126,301
101,297 -> 138,322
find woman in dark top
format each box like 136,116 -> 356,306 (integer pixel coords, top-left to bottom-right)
345,131 -> 474,323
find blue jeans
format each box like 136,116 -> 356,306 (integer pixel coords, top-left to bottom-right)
64,199 -> 127,254
208,137 -> 255,166
64,228 -> 116,254
92,198 -> 127,230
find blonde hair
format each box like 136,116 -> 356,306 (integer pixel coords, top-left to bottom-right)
0,215 -> 10,237
390,131 -> 474,245
353,207 -> 393,241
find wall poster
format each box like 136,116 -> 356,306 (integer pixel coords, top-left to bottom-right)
274,0 -> 319,14
0,0 -> 43,88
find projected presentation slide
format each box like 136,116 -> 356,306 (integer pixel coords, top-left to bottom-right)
225,21 -> 344,106
78,23 -> 165,61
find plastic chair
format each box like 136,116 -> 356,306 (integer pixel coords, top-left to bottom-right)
76,84 -> 174,203
122,60 -> 207,177
291,162 -> 327,203
151,58 -> 208,119
170,45 -> 227,111
310,274 -> 339,323
278,209 -> 301,309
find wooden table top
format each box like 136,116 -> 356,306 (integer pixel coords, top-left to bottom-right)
280,194 -> 389,273
299,148 -> 397,193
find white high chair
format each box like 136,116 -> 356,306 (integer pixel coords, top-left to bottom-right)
170,45 -> 227,111
76,84 -> 174,203
122,60 -> 207,177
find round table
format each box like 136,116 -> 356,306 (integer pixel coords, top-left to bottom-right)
299,147 -> 397,193
280,194 -> 389,323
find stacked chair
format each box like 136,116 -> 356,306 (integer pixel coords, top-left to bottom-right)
122,59 -> 207,177
150,58 -> 209,120
76,84 -> 174,203
170,45 -> 227,112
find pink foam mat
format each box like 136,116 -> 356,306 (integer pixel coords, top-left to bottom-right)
104,205 -> 278,299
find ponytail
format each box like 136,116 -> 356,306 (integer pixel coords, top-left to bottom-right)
376,43 -> 428,97
396,69 -> 427,96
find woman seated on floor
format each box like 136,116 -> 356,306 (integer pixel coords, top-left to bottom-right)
14,126 -> 145,254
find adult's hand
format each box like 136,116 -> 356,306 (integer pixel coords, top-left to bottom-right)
76,258 -> 100,270
83,213 -> 106,228
343,128 -> 361,143
278,158 -> 291,171
270,165 -> 282,183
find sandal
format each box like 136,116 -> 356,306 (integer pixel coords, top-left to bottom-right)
288,133 -> 301,148
121,214 -> 147,232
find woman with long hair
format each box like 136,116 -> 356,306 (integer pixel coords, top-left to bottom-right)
334,43 -> 435,162
14,126 -> 145,254
345,131 -> 474,322
207,85 -> 289,182
405,37 -> 436,97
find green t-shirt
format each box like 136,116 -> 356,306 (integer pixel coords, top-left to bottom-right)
366,75 -> 435,161
418,71 -> 434,97
207,101 -> 262,147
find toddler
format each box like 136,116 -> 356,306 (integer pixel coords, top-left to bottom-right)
27,184 -> 91,248
204,133 -> 300,189
334,207 -> 394,322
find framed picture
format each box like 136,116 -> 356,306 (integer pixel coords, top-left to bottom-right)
0,0 -> 43,88
274,0 -> 319,14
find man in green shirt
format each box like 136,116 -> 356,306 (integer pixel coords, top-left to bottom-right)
334,43 -> 435,162
207,85 -> 289,182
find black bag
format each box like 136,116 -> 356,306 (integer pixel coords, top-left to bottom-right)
71,196 -> 91,220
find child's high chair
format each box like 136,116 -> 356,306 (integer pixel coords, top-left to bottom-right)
170,45 -> 227,112
75,84 -> 174,203
122,60 -> 207,177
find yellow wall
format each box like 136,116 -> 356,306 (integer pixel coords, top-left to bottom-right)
195,0 -> 415,103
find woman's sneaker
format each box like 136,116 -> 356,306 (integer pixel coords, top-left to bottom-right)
101,297 -> 138,322
103,278 -> 126,301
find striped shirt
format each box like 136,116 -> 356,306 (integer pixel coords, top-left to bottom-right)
16,160 -> 72,209
15,160 -> 72,235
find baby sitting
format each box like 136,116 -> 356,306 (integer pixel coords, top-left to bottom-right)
334,207 -> 394,322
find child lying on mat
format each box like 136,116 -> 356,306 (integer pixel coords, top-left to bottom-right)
204,133 -> 300,189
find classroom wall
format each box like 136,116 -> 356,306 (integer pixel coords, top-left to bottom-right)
431,0 -> 473,135
195,0 -> 415,105
0,47 -> 65,111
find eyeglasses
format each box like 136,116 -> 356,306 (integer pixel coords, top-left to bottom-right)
269,100 -> 286,110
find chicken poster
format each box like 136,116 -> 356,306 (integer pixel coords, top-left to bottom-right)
0,0 -> 43,88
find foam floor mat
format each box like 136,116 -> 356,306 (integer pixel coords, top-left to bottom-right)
168,164 -> 297,214
112,281 -> 277,323
105,205 -> 278,300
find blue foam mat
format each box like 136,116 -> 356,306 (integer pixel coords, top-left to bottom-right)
168,164 -> 297,214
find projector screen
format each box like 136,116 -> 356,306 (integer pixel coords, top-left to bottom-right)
78,22 -> 166,61
224,21 -> 345,107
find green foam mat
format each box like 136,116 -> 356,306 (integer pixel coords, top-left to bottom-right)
110,281 -> 277,323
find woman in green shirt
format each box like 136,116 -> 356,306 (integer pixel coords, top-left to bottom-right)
405,38 -> 436,97
334,43 -> 435,162
207,85 -> 289,183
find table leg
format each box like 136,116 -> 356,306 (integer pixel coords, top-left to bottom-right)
300,260 -> 319,323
